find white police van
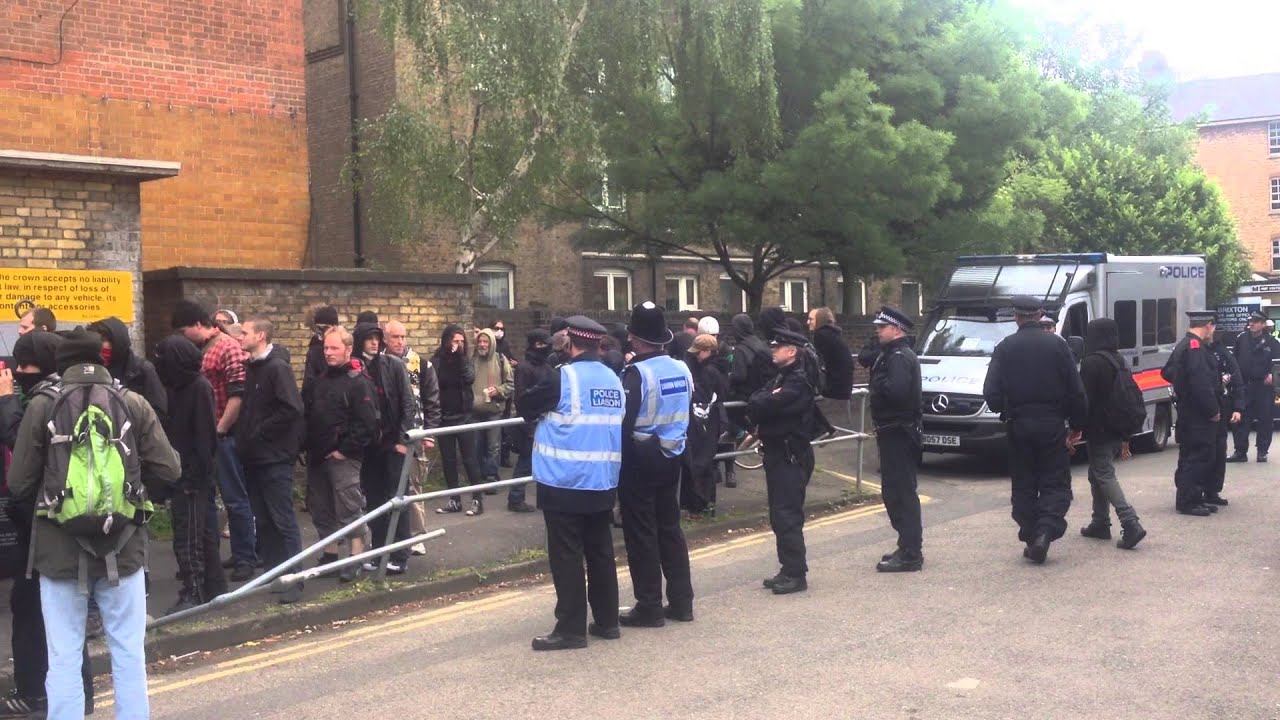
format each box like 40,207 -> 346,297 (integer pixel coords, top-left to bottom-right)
916,253 -> 1207,455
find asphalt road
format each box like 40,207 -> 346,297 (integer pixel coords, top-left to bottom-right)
110,446 -> 1280,719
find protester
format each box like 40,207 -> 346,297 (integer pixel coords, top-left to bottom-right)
214,309 -> 239,327
16,308 -> 55,336
683,317 -> 700,335
599,333 -> 626,375
236,318 -> 306,603
9,327 -> 180,720
683,334 -> 728,518
471,328 -> 514,491
306,326 -> 380,582
492,319 -> 514,361
807,307 -> 854,401
172,300 -> 258,581
303,306 -> 340,399
384,319 -> 438,555
434,325 -> 486,515
510,329 -> 555,513
548,317 -> 571,368
154,335 -> 225,614
88,317 -> 169,423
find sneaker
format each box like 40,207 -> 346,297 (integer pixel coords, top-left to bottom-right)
385,562 -> 406,576
436,498 -> 463,514
465,499 -> 485,517
339,564 -> 363,583
230,564 -> 256,582
0,690 -> 45,718
410,543 -> 428,556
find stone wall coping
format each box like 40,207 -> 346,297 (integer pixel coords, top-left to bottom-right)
144,266 -> 475,287
0,150 -> 181,180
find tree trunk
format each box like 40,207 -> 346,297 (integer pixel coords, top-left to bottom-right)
838,257 -> 862,316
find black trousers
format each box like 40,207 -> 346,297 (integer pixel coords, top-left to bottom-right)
543,509 -> 619,638
438,422 -> 483,501
11,570 -> 92,702
1207,418 -> 1230,497
1232,382 -> 1274,455
876,426 -> 923,554
362,447 -> 411,564
245,462 -> 305,575
1175,419 -> 1215,510
619,450 -> 694,613
171,475 -> 226,602
763,441 -> 814,578
1007,418 -> 1073,542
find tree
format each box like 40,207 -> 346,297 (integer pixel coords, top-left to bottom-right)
357,0 -> 593,273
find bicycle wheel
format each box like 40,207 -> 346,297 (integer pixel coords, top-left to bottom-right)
734,433 -> 764,470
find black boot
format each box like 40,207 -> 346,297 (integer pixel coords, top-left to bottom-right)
1116,520 -> 1147,550
771,575 -> 808,595
1226,452 -> 1248,463
876,550 -> 923,573
1079,522 -> 1111,540
1023,533 -> 1050,564
1203,493 -> 1228,506
724,468 -> 737,489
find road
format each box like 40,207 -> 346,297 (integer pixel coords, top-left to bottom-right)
110,448 -> 1279,719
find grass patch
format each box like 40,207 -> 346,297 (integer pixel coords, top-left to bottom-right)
426,546 -> 548,583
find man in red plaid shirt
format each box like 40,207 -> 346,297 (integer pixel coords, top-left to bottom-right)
172,300 -> 258,581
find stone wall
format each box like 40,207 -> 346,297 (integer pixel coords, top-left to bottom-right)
143,267 -> 474,380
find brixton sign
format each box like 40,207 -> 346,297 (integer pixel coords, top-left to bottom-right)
0,269 -> 134,323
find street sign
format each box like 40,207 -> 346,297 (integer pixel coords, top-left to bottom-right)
1247,284 -> 1280,294
1216,303 -> 1260,333
0,269 -> 134,323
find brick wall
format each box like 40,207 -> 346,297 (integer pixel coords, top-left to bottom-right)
142,267 -> 474,381
0,0 -> 309,270
1196,122 -> 1280,272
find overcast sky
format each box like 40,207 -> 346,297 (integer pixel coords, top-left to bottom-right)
1002,0 -> 1278,80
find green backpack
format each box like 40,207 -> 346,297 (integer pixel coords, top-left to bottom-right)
34,382 -> 152,587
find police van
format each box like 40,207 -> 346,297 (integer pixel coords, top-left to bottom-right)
915,253 -> 1207,456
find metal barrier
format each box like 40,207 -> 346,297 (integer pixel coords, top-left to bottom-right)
149,386 -> 872,629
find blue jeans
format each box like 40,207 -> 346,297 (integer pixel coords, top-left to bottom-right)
474,415 -> 502,480
214,436 -> 257,568
244,462 -> 304,574
41,570 -> 149,720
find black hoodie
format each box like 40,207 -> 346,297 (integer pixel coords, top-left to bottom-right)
432,324 -> 476,421
729,314 -> 774,399
89,317 -> 168,424
353,322 -> 417,445
235,342 -> 305,466
154,336 -> 218,487
813,324 -> 854,400
1080,318 -> 1125,442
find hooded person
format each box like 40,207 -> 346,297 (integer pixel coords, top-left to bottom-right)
1078,318 -> 1147,549
88,317 -> 168,424
757,307 -> 788,344
507,329 -> 557,513
154,336 -> 225,613
729,314 -> 774,400
471,328 -> 514,489
548,317 -> 570,367
432,324 -> 485,515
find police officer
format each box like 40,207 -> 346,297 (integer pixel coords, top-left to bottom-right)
618,302 -> 695,627
1207,332 -> 1244,507
1161,310 -> 1222,517
982,296 -> 1088,564
517,316 -> 624,651
867,306 -> 924,573
1228,310 -> 1279,463
748,328 -> 818,594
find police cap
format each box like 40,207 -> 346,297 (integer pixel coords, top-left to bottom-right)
1010,296 -> 1045,314
872,305 -> 914,332
1185,310 -> 1217,325
770,328 -> 809,348
1248,310 -> 1270,323
565,315 -> 608,341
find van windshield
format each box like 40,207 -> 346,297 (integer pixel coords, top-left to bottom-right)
918,315 -> 1017,357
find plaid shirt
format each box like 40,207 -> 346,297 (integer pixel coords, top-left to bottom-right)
201,331 -> 248,421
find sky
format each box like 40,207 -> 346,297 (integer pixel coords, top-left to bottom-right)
1002,0 -> 1279,80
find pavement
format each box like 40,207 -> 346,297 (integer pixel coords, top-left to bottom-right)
103,441 -> 1280,718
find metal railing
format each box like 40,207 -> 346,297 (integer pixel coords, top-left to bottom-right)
149,386 -> 871,630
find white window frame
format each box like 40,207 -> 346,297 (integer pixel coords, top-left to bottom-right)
719,273 -> 748,312
476,263 -> 515,310
780,279 -> 808,313
665,275 -> 699,312
1270,119 -> 1280,156
837,277 -> 866,315
593,268 -> 633,311
1272,177 -> 1280,212
901,281 -> 923,315
589,169 -> 627,229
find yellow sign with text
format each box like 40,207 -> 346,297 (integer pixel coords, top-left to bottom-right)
0,269 -> 134,324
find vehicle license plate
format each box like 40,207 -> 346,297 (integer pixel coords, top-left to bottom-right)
922,434 -> 961,447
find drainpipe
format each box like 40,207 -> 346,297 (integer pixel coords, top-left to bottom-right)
344,0 -> 365,267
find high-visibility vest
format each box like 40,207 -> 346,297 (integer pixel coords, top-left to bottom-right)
629,355 -> 692,458
533,361 -> 624,491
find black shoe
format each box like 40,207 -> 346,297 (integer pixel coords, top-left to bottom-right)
1203,494 -> 1229,506
163,595 -> 201,617
1079,522 -> 1112,540
1201,504 -> 1218,514
1116,520 -> 1147,550
532,632 -> 588,651
437,498 -> 463,514
1258,454 -> 1268,463
762,572 -> 787,589
508,502 -> 537,513
1226,453 -> 1248,463
0,690 -> 44,718
588,623 -> 621,640
277,584 -> 304,605
880,548 -> 901,562
1177,506 -> 1212,517
876,551 -> 923,573
339,563 -> 363,583
386,561 -> 407,576
230,564 -> 255,582
1024,533 -> 1050,564
664,605 -> 694,622
618,607 -> 666,628
771,575 -> 808,595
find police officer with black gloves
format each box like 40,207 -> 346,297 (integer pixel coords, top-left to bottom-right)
1207,333 -> 1244,507
867,306 -> 925,573
748,328 -> 818,594
1162,310 -> 1223,517
1229,310 -> 1279,463
983,296 -> 1088,565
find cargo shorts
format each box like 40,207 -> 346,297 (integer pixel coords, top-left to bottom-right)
306,457 -> 367,540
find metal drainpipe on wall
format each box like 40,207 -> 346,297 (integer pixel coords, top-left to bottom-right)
345,0 -> 365,268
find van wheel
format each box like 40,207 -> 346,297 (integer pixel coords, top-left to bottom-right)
1133,404 -> 1171,453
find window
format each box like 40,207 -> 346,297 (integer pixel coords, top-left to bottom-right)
476,264 -> 514,310
1273,238 -> 1280,271
902,282 -> 923,316
1141,299 -> 1158,347
780,279 -> 808,313
1064,302 -> 1088,339
1271,120 -> 1280,155
1114,300 -> 1137,350
664,275 -> 699,311
591,269 -> 632,311
590,170 -> 626,229
1272,177 -> 1280,212
1157,298 -> 1177,345
719,274 -> 747,312
837,278 -> 866,316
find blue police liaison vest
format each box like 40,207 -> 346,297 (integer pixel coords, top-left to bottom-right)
533,361 -> 625,491
630,355 -> 693,457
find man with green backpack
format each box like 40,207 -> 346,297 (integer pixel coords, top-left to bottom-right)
7,327 -> 180,720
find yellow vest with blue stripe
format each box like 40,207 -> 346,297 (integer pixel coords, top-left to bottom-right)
630,355 -> 693,457
533,361 -> 625,491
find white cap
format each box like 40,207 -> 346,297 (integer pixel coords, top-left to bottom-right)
697,317 -> 720,335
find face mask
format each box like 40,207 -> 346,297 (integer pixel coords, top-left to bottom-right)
15,372 -> 43,396
495,330 -> 505,340
101,347 -> 113,366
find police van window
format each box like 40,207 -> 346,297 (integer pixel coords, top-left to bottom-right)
1114,301 -> 1137,349
1157,299 -> 1177,344
1141,299 -> 1158,347
1064,303 -> 1088,339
